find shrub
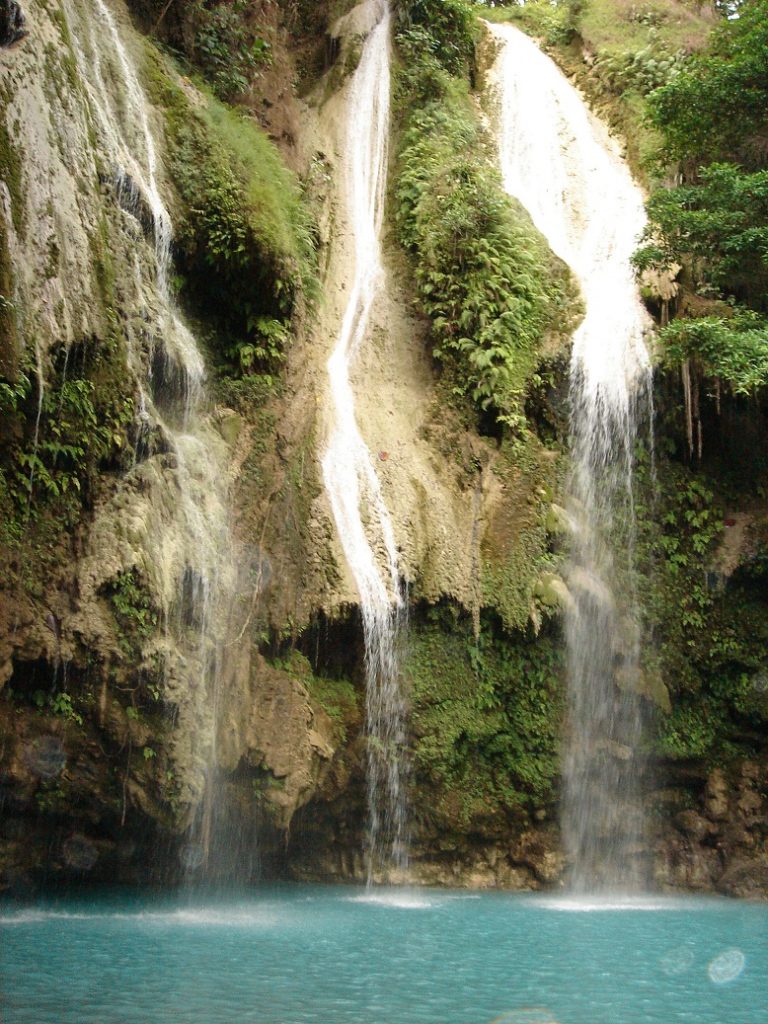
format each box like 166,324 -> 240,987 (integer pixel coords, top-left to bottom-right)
394,27 -> 575,432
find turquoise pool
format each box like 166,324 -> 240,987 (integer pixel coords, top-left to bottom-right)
1,886 -> 765,1023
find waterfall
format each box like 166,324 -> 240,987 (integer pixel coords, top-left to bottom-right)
488,24 -> 653,891
320,0 -> 409,884
64,0 -> 236,876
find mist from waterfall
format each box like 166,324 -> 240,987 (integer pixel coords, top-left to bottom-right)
65,0 -> 238,879
320,0 -> 409,885
488,23 -> 654,891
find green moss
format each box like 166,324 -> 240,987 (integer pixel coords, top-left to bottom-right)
407,609 -> 564,828
0,218 -> 17,378
481,437 -> 564,630
43,42 -> 79,101
140,44 -> 316,376
576,0 -> 710,55
274,649 -> 360,744
307,675 -> 359,742
89,213 -> 117,310
0,116 -> 25,235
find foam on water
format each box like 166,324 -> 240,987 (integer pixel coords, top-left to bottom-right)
0,907 -> 278,928
534,895 -> 702,913
347,889 -> 439,910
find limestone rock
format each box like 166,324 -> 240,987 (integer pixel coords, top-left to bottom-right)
705,768 -> 730,821
241,654 -> 338,830
216,408 -> 242,447
615,665 -> 671,713
674,809 -> 716,843
533,572 -> 573,611
717,858 -> 768,899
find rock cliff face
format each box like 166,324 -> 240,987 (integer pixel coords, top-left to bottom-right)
0,0 -> 766,897
1,0 -> 543,890
654,763 -> 768,900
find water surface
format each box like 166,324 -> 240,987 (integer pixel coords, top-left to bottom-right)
1,886 -> 765,1023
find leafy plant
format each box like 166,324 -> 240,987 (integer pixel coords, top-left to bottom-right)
646,0 -> 768,167
32,688 -> 84,726
191,0 -> 272,100
0,343 -> 134,518
594,44 -> 686,97
408,613 -> 564,825
394,28 -> 575,432
657,311 -> 768,396
635,163 -> 768,307
105,569 -> 160,655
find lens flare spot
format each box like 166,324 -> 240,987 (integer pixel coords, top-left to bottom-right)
660,947 -> 695,976
180,844 -> 205,870
708,949 -> 746,984
25,736 -> 66,778
62,834 -> 98,872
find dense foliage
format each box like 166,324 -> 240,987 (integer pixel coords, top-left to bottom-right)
634,460 -> 768,763
189,0 -> 272,100
634,0 -> 768,410
647,0 -> 768,167
0,338 -> 134,605
393,9 -> 575,431
635,164 -> 768,306
658,312 -> 768,396
408,610 -> 564,826
395,0 -> 476,75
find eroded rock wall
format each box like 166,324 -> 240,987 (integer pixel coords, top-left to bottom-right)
0,0 -> 766,898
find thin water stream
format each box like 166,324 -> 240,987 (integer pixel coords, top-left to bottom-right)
64,0 -> 235,876
488,24 -> 654,890
320,0 -> 409,883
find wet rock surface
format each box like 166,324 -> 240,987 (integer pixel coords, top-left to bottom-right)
653,761 -> 768,899
0,1 -> 26,48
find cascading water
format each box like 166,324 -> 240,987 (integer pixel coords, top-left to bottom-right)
488,24 -> 654,891
320,0 -> 409,884
64,0 -> 236,877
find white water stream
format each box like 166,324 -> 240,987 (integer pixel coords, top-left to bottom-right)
65,0 -> 235,875
320,0 -> 409,883
489,24 -> 653,890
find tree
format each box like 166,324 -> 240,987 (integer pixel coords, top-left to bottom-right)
647,0 -> 768,168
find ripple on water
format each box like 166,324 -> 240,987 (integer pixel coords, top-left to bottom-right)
490,1010 -> 560,1024
2,888 -> 765,1024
